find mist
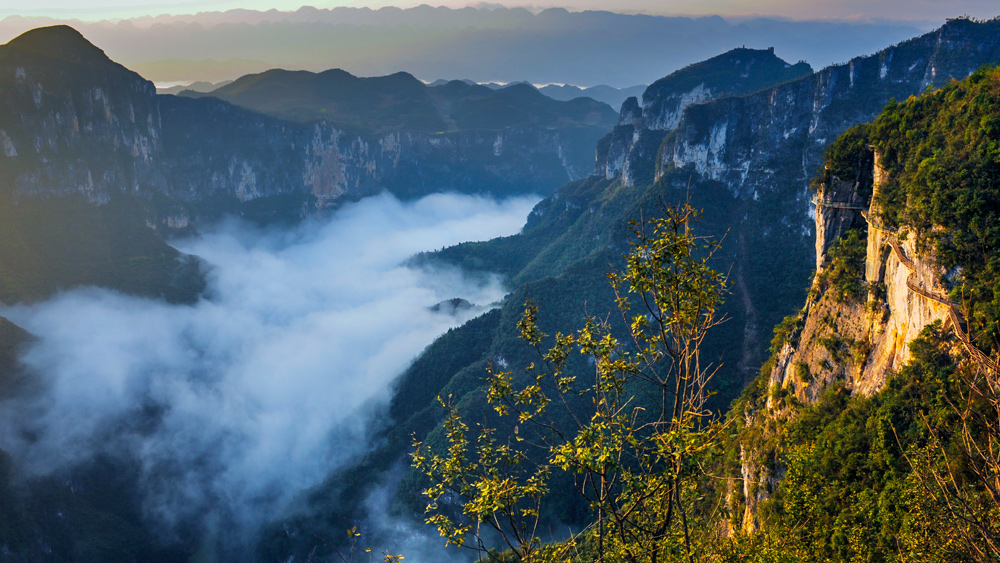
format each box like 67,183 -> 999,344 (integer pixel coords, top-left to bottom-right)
0,192 -> 538,548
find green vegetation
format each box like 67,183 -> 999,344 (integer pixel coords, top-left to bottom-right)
0,316 -> 31,393
403,63 -> 1000,563
869,66 -> 1000,351
717,66 -> 1000,563
814,123 -> 874,198
266,22 -> 1000,559
0,193 -> 205,305
818,228 -> 868,302
727,323 -> 1000,562
413,205 -> 729,562
759,312 -> 805,377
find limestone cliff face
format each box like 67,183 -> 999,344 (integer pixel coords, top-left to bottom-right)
654,18 -> 1000,204
594,47 -> 812,187
733,155 -> 958,533
813,174 -> 867,272
773,154 -> 952,401
0,26 -> 584,230
159,96 -> 583,210
606,18 -> 1000,403
0,26 -> 163,203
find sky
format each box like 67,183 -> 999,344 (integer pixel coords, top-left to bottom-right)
0,0 -> 996,24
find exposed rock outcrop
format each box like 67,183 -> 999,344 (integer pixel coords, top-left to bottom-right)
0,26 -> 592,231
733,151 -> 970,534
595,47 -> 812,187
593,17 -> 1000,397
650,18 -> 1000,205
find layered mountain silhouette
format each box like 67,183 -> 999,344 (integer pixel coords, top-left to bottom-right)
182,69 -> 618,134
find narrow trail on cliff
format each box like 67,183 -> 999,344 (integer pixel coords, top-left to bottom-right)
861,211 -> 1000,374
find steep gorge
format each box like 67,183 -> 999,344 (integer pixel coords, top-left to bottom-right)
3,17 -> 1000,563
602,17 -> 1000,390
727,67 -> 1000,559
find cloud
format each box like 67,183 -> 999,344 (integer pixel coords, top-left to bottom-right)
0,191 -> 538,548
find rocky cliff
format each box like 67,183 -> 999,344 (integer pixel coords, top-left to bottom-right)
592,17 -> 1000,395
651,18 -> 1000,201
595,47 -> 812,186
769,154 -> 955,402
733,148 -> 990,535
0,26 -> 590,232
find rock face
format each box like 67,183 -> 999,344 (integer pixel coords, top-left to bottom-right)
0,26 -> 163,203
592,18 -> 1000,396
650,18 -> 1000,203
0,26 -> 591,230
733,153 -> 959,533
814,175 -> 868,272
595,47 -> 812,186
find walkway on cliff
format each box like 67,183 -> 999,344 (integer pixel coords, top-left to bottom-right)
811,195 -> 867,211
860,210 -> 1000,374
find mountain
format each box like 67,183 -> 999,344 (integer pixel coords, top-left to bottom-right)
252,46 -> 809,563
257,16 -> 1000,562
0,8 -> 925,87
0,316 -> 31,389
537,83 -> 647,110
724,64 -> 1000,560
0,25 -> 207,305
180,68 -> 618,142
597,46 -> 813,184
156,79 -> 231,95
0,30 -> 610,559
0,25 -> 596,241
3,17 -> 1000,563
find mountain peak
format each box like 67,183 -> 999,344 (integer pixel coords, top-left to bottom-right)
4,25 -> 109,64
643,45 -> 812,105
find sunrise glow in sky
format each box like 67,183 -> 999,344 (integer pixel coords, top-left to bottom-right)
0,0 -> 997,24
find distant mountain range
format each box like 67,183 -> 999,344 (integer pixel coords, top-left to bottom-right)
537,83 -> 647,110
179,69 -> 619,135
157,79 -> 231,96
0,25 -> 612,314
0,6 -> 925,86
420,79 -> 647,111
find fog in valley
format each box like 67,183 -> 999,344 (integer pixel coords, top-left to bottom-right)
0,192 -> 538,547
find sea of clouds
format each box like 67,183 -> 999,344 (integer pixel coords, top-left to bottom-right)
0,191 -> 538,548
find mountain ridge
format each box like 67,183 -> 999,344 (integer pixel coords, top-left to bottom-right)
4,25 -> 108,64
0,24 -> 599,231
181,66 -> 619,137
0,9 -> 925,87
597,46 -> 813,184
268,16 -> 1000,562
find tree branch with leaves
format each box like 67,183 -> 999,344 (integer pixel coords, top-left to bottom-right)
412,204 -> 730,563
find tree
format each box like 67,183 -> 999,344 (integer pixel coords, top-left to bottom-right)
412,204 -> 729,562
904,336 -> 1000,562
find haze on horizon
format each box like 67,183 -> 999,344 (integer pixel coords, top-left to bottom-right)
1,0 -> 997,26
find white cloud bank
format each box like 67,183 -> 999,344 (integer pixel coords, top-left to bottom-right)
0,191 -> 537,542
